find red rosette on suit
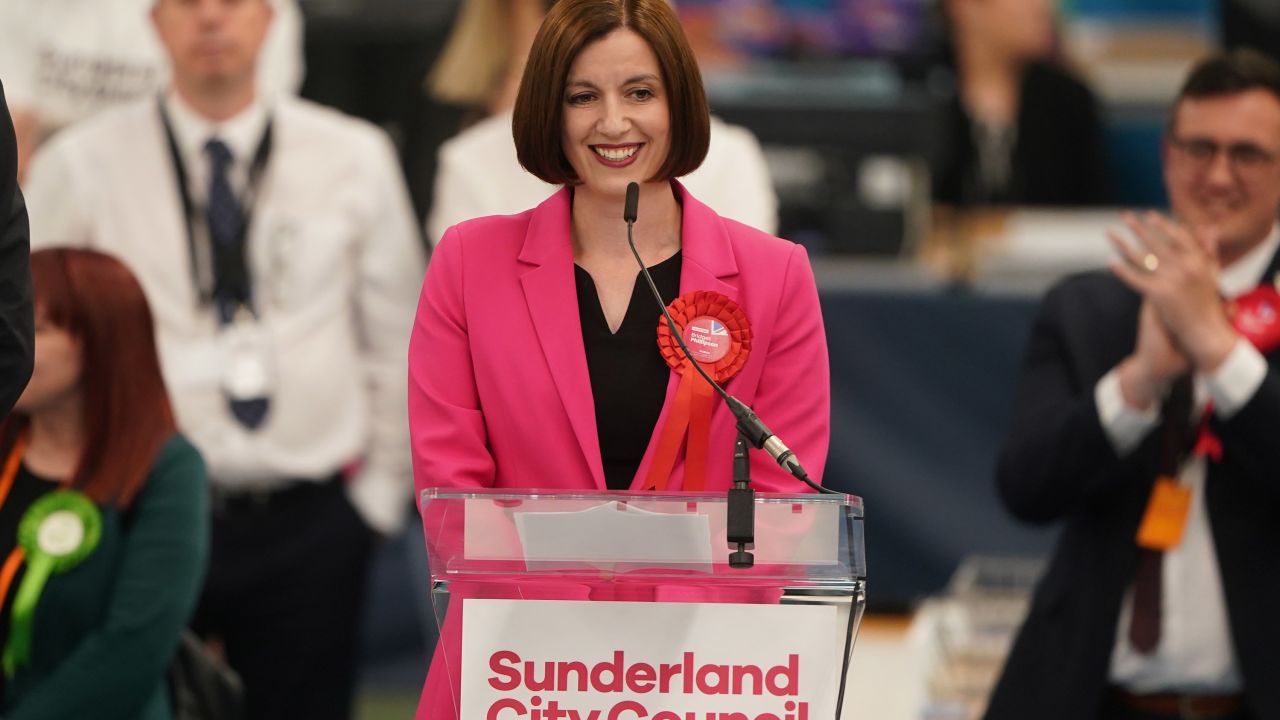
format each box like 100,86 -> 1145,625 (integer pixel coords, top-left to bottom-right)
643,290 -> 752,491
1193,283 -> 1280,461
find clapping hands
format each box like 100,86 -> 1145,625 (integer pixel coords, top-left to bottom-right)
1108,211 -> 1239,409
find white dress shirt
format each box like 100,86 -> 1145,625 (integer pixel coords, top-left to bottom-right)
425,111 -> 780,244
1097,224 -> 1280,693
0,0 -> 303,135
24,93 -> 426,535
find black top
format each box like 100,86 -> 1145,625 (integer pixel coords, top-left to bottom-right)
933,61 -> 1112,206
575,252 -> 682,490
1222,0 -> 1280,68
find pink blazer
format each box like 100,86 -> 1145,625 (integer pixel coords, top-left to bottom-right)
409,182 -> 830,498
407,183 -> 831,719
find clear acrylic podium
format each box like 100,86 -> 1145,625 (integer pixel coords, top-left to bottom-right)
420,488 -> 866,719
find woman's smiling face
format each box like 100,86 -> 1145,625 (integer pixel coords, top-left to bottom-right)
561,28 -> 671,197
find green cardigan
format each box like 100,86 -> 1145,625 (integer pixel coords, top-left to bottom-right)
2,435 -> 209,720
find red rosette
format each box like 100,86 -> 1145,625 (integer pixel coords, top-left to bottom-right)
655,290 -> 753,381
1228,284 -> 1280,354
1191,283 -> 1280,463
644,291 -> 752,492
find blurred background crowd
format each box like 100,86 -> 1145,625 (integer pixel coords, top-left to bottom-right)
4,0 -> 1280,717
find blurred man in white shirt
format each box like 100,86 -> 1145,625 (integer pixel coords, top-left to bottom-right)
0,0 -> 303,178
23,1 -> 423,717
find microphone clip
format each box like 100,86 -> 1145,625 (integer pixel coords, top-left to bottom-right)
727,432 -> 755,569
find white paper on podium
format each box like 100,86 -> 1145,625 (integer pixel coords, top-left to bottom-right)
514,501 -> 713,569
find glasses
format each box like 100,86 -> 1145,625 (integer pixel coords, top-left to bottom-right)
1168,135 -> 1280,176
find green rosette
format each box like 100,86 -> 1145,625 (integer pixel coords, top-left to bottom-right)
3,490 -> 102,677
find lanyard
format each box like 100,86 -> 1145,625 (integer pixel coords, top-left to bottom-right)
157,97 -> 274,311
0,434 -> 28,509
0,434 -> 71,508
0,434 -> 29,612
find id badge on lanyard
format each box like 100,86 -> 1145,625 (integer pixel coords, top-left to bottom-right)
219,307 -> 275,403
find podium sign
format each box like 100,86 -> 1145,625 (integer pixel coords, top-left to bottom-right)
462,599 -> 841,719
421,489 -> 866,719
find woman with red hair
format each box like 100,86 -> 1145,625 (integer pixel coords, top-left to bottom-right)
0,248 -> 208,719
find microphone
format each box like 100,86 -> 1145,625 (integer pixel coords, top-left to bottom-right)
624,182 -> 639,224
724,397 -> 808,480
622,182 -> 831,495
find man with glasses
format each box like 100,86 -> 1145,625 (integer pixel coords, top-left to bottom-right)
987,49 -> 1280,720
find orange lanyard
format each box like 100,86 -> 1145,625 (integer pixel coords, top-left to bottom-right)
0,434 -> 32,610
0,434 -> 29,510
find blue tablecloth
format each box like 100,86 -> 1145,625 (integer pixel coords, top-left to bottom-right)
818,278 -> 1057,608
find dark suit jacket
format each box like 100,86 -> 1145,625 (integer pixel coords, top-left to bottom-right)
985,262 -> 1280,719
933,61 -> 1112,207
0,80 -> 34,417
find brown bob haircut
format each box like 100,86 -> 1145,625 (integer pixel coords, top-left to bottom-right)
0,249 -> 176,510
513,0 -> 711,185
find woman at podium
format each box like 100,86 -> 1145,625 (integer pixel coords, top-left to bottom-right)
409,0 -> 832,714
409,0 -> 830,501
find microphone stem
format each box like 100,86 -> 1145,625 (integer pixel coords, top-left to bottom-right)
626,220 -> 731,404
626,218 -> 839,495
727,432 -> 755,568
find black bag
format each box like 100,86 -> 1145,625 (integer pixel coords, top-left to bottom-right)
169,630 -> 245,720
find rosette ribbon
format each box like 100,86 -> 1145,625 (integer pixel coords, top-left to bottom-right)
1192,282 -> 1280,462
3,490 -> 102,677
643,290 -> 752,491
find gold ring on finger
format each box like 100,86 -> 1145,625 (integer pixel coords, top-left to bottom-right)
1142,253 -> 1159,273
